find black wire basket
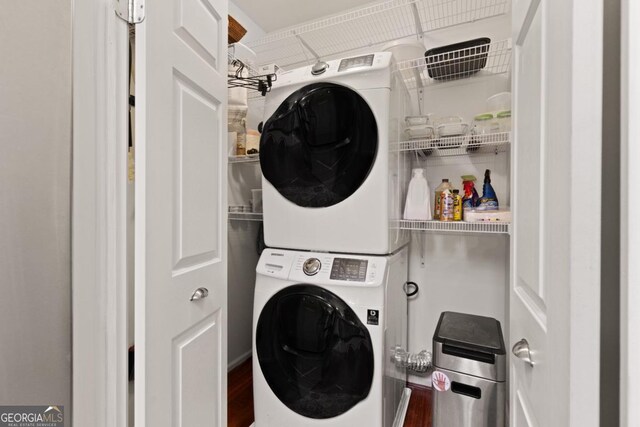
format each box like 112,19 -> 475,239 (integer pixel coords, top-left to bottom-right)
425,37 -> 491,80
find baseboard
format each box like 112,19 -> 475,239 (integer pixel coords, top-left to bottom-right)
228,350 -> 252,372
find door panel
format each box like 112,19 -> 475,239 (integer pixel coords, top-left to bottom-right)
511,0 -> 602,425
135,0 -> 227,424
173,312 -> 222,427
172,74 -> 222,272
511,2 -> 551,426
513,388 -> 538,427
515,4 -> 542,299
175,0 -> 222,69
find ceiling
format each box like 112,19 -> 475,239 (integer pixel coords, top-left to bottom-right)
232,0 -> 376,33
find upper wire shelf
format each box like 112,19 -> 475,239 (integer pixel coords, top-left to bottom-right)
245,0 -> 510,70
395,131 -> 510,156
394,39 -> 512,89
229,206 -> 263,221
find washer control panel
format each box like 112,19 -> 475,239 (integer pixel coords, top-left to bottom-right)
338,54 -> 375,72
303,258 -> 322,276
272,52 -> 392,90
257,250 -> 388,287
330,258 -> 368,282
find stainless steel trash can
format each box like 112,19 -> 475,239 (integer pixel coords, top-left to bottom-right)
432,311 -> 506,427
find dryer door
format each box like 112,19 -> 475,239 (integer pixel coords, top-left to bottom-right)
256,284 -> 374,419
259,83 -> 378,208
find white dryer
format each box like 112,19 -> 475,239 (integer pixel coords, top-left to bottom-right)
259,52 -> 410,254
252,246 -> 410,427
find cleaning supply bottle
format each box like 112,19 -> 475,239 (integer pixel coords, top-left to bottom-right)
404,169 -> 432,220
461,175 -> 479,210
453,189 -> 463,221
440,189 -> 454,221
477,169 -> 499,210
433,179 -> 452,220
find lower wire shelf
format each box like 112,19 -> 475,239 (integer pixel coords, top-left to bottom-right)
228,213 -> 507,231
228,212 -> 507,232
394,219 -> 510,234
228,154 -> 260,164
228,211 -> 263,222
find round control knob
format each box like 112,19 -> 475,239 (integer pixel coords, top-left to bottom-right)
311,61 -> 329,75
303,258 -> 322,276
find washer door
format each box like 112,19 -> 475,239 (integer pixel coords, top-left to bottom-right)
259,83 -> 378,208
256,284 -> 374,419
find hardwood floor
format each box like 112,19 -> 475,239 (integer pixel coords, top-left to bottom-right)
228,358 -> 432,427
404,383 -> 433,427
228,358 -> 255,427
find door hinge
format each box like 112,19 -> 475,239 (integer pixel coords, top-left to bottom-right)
114,0 -> 145,24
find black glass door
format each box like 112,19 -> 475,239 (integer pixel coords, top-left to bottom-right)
256,284 -> 374,419
259,83 -> 378,208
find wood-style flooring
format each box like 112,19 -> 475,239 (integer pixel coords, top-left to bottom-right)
228,358 -> 255,427
228,358 -> 432,427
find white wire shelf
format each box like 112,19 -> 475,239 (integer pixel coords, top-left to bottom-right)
394,39 -> 512,89
395,131 -> 510,156
228,210 -> 263,221
229,154 -> 260,164
395,219 -> 510,234
245,0 -> 510,70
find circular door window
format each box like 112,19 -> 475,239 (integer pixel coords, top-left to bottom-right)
259,83 -> 378,208
256,284 -> 374,419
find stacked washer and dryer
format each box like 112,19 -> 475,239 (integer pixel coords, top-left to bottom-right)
253,52 -> 413,427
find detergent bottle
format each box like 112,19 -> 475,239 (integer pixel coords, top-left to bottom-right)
404,169 -> 432,220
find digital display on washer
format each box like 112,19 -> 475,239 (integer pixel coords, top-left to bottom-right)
330,258 -> 368,282
338,54 -> 375,72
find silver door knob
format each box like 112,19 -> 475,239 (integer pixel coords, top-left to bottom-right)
512,338 -> 534,367
190,287 -> 209,301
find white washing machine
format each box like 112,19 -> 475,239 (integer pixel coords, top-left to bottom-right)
259,52 -> 410,254
252,246 -> 410,427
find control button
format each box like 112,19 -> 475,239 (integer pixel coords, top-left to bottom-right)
303,258 -> 322,276
311,61 -> 329,75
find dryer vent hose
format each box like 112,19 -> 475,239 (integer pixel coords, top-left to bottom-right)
392,347 -> 432,373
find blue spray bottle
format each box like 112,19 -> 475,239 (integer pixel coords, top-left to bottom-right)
477,169 -> 499,210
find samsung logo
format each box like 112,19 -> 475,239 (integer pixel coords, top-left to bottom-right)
270,252 -> 284,257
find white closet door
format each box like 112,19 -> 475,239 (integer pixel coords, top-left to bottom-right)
510,0 -> 602,425
134,0 -> 228,425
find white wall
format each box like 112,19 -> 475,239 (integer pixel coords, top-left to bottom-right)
227,162 -> 263,368
0,0 -> 72,409
227,1 -> 267,368
229,1 -> 266,44
405,14 -> 512,386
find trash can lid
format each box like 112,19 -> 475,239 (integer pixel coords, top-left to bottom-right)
433,311 -> 506,355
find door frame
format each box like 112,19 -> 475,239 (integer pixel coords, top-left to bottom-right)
72,0 -> 129,425
70,1 -> 637,425
620,0 -> 640,424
